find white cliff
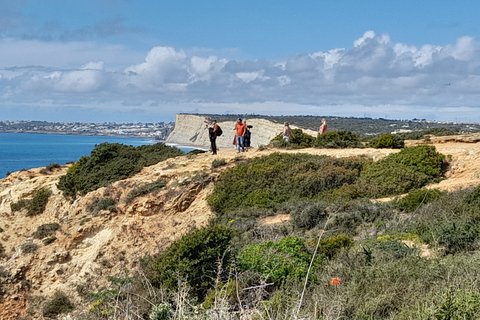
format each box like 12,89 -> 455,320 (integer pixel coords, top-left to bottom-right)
165,114 -> 318,149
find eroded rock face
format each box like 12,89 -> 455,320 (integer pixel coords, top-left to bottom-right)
0,156 -> 217,318
165,114 -> 318,149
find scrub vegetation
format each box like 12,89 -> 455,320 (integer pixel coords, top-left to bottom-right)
41,142 -> 480,319
57,142 -> 184,197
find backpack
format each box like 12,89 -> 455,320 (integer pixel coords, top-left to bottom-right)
216,126 -> 223,137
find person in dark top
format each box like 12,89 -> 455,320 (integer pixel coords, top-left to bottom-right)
207,120 -> 219,155
243,120 -> 252,151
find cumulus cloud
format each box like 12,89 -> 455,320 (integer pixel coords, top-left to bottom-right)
2,31 -> 480,122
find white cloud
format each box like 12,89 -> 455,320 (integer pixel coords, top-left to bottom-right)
2,32 -> 480,122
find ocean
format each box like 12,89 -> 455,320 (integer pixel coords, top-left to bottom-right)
0,132 -> 198,178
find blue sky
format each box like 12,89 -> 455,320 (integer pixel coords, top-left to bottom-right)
1,1 -> 480,123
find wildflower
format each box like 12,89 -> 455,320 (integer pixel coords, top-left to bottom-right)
330,277 -> 341,286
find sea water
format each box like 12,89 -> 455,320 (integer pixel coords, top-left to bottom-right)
0,132 -> 198,177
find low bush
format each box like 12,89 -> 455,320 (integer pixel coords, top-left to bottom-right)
43,291 -> 74,318
394,188 -> 443,212
0,243 -> 5,258
40,162 -> 62,174
287,201 -> 329,230
317,234 -> 354,259
211,158 -> 227,169
207,153 -> 370,215
238,236 -> 316,284
26,189 -> 52,216
57,142 -> 184,197
148,225 -> 235,300
314,131 -> 363,149
356,145 -> 447,198
417,220 -> 479,255
11,189 -> 52,216
368,133 -> 404,149
270,129 -> 315,149
124,179 -> 167,203
10,199 -> 30,212
33,223 -> 61,239
21,241 -> 38,254
87,197 -> 117,215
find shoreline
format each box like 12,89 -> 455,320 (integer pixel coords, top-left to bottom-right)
0,130 -> 162,140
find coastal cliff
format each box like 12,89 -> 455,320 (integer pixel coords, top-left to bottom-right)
166,114 -> 318,149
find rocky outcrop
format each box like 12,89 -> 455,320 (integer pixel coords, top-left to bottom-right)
165,114 -> 318,149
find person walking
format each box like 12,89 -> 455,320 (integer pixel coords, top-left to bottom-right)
243,120 -> 252,151
235,118 -> 246,152
318,118 -> 328,135
282,122 -> 293,142
207,120 -> 220,155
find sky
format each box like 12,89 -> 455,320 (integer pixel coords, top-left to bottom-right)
1,1 -> 480,123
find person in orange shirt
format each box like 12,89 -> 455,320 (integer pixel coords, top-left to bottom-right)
235,118 -> 246,152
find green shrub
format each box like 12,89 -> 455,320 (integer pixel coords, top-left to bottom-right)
417,220 -> 479,255
238,236 -> 316,284
10,199 -> 30,212
87,197 -> 117,215
12,189 -> 53,216
207,153 -> 370,215
149,303 -> 173,320
394,188 -> 443,212
317,234 -> 354,259
42,291 -> 74,318
433,289 -> 480,320
463,184 -> 480,206
314,131 -> 363,149
40,163 -> 62,174
368,134 -> 405,149
124,179 -> 167,203
270,129 -> 315,149
0,243 -> 5,258
211,158 -> 227,169
21,241 -> 38,254
288,201 -> 329,230
148,225 -> 235,300
57,142 -> 184,197
357,145 -> 447,198
43,237 -> 57,245
33,223 -> 61,239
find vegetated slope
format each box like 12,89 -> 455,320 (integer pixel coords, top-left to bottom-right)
0,137 -> 480,318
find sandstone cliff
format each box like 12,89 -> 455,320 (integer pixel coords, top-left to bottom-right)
165,114 -> 318,149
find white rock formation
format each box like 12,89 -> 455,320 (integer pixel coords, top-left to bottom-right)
165,114 -> 318,149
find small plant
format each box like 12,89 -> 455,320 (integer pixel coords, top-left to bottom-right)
24,189 -> 52,216
124,179 -> 167,203
40,163 -> 61,174
318,234 -> 355,259
10,199 -> 31,212
0,243 -> 5,258
21,241 -> 39,254
394,188 -> 443,212
87,197 -> 117,215
368,134 -> 405,149
238,236 -> 317,283
32,223 -> 60,239
43,236 -> 57,245
211,158 -> 227,169
42,290 -> 74,318
149,302 -> 173,320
